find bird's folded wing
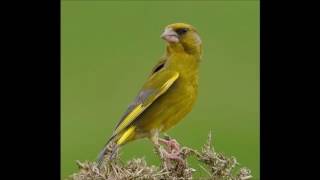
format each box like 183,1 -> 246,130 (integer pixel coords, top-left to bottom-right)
112,69 -> 179,136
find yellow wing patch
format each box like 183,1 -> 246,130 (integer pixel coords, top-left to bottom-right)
113,104 -> 143,136
116,126 -> 136,145
112,71 -> 179,137
162,74 -> 179,90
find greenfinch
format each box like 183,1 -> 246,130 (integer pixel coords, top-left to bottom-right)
97,23 -> 202,166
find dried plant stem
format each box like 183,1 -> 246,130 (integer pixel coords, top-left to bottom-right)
69,132 -> 252,180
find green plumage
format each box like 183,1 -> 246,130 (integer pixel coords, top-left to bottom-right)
97,23 -> 202,166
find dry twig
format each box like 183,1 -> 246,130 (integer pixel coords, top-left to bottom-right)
69,132 -> 252,180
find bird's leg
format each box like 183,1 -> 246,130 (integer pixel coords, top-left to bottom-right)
158,136 -> 186,167
150,130 -> 186,170
150,130 -> 185,169
158,138 -> 180,156
152,135 -> 189,177
150,130 -> 168,168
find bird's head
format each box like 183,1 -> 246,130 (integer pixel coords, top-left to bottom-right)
161,23 -> 202,56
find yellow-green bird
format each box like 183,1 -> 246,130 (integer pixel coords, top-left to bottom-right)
97,23 -> 202,166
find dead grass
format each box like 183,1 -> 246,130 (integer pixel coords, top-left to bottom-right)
69,132 -> 252,180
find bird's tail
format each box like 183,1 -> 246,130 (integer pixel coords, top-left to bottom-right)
96,135 -> 118,168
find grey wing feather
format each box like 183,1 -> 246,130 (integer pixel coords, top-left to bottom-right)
97,58 -> 168,167
97,89 -> 155,167
113,89 -> 154,132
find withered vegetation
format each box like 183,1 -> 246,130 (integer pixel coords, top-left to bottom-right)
69,133 -> 252,180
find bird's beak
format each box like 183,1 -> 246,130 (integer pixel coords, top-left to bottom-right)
160,28 -> 179,43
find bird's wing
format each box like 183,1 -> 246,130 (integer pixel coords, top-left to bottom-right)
150,56 -> 167,75
112,69 -> 179,136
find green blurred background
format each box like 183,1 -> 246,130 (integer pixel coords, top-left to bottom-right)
61,0 -> 259,179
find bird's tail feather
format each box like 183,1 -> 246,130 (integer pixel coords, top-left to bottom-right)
96,135 -> 118,168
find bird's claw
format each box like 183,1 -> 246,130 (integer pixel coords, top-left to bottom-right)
159,138 -> 180,153
157,138 -> 187,167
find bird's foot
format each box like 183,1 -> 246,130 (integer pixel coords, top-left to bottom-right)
159,138 -> 180,154
161,149 -> 184,163
158,137 -> 186,170
150,131 -> 186,171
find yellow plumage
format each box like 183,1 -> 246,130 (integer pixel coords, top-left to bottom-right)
97,23 -> 202,166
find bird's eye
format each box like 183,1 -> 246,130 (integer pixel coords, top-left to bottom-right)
175,28 -> 188,35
